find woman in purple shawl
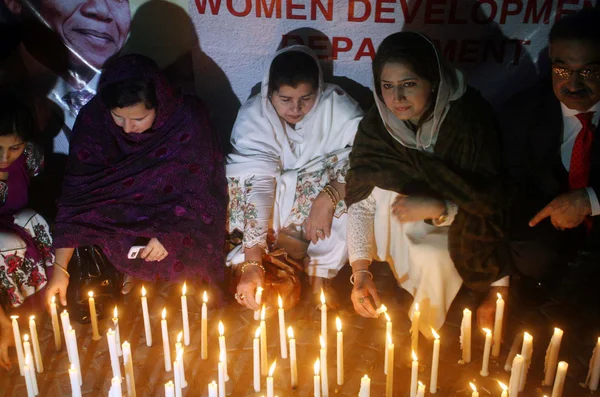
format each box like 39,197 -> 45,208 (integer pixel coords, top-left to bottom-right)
45,55 -> 227,305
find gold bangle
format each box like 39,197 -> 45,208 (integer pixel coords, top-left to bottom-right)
238,260 -> 266,276
325,184 -> 340,202
321,186 -> 338,210
53,262 -> 70,278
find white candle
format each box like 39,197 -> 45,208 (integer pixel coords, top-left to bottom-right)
23,338 -> 38,395
67,326 -> 82,385
519,332 -> 534,391
314,359 -> 321,397
50,297 -> 62,351
498,381 -> 508,397
218,321 -> 229,381
110,376 -> 122,397
11,316 -> 25,375
492,293 -> 505,357
460,309 -> 472,364
60,310 -> 72,360
551,361 -> 568,397
481,328 -> 492,377
254,286 -> 263,320
505,332 -> 524,372
288,326 -> 298,389
277,295 -> 288,359
88,291 -> 101,341
336,317 -> 344,386
508,354 -> 524,397
320,335 -> 329,397
260,305 -> 268,376
141,286 -> 152,347
201,291 -> 208,360
28,316 -> 43,373
588,337 -> 600,391
384,313 -> 392,375
267,360 -> 276,397
112,306 -> 122,356
376,304 -> 388,315
416,381 -> 426,397
385,333 -> 394,397
430,328 -> 440,394
181,282 -> 190,347
320,289 -> 327,344
69,364 -> 81,397
107,328 -> 121,380
218,351 -> 226,397
359,375 -> 371,397
122,341 -> 136,397
469,382 -> 479,397
544,328 -> 564,386
173,352 -> 182,397
161,308 -> 172,372
164,380 -> 174,397
23,362 -> 35,397
208,381 -> 218,397
175,332 -> 187,388
411,303 -> 420,354
253,327 -> 261,392
410,351 -> 418,397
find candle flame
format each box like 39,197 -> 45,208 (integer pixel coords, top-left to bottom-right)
114,306 -> 118,318
470,382 -> 477,392
278,295 -> 283,308
497,293 -> 502,300
320,335 -> 325,349
378,304 -> 388,314
463,308 -> 471,314
384,312 -> 391,322
255,327 -> 261,339
29,315 -> 35,320
314,359 -> 320,375
363,375 -> 369,380
161,307 -> 166,319
287,326 -> 294,339
10,315 -> 18,319
52,296 -> 56,304
418,381 -> 424,388
260,305 -> 266,321
415,302 -> 419,312
141,286 -> 146,297
554,327 -> 562,334
256,286 -> 263,295
177,332 -> 182,343
182,282 -> 187,296
498,381 -> 508,391
268,360 -> 276,376
483,328 -> 492,335
432,328 -> 440,340
218,321 -> 224,336
412,350 -> 417,361
336,317 -> 342,332
320,289 -> 326,305
524,331 -> 532,340
203,290 -> 208,303
24,334 -> 29,342
88,291 -> 94,298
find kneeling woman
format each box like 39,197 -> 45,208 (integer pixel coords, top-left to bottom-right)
346,32 -> 513,336
45,55 -> 227,304
228,46 -> 363,308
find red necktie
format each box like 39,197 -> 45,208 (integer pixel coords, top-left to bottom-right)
568,112 -> 595,230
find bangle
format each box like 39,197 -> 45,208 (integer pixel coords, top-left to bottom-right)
53,262 -> 70,278
350,269 -> 373,285
321,186 -> 338,210
238,260 -> 266,276
435,201 -> 450,224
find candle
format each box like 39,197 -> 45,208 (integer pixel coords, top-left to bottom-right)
385,333 -> 394,397
201,290 -> 208,359
320,335 -> 329,397
469,382 -> 479,397
588,337 -> 600,391
88,291 -> 101,341
208,381 -> 218,397
141,286 -> 152,347
10,316 -> 25,375
498,381 -> 508,397
314,359 -> 321,397
110,376 -> 122,397
50,296 -> 62,351
218,351 -> 226,397
165,381 -> 175,397
260,305 -> 268,376
376,304 -> 387,315
254,286 -> 264,320
480,328 -> 492,377
23,337 -> 38,395
112,306 -> 122,356
417,381 -> 426,397
60,310 -> 72,361
544,328 -> 564,386
505,332 -> 524,372
460,309 -> 472,364
107,328 -> 122,380
410,351 -> 418,397
69,364 -> 81,397
253,327 -> 261,392
551,361 -> 568,397
277,295 -> 288,359
519,332 -> 533,391
122,341 -> 136,397
179,282 -> 190,347
267,360 -> 276,397
67,326 -> 82,385
288,326 -> 298,389
384,313 -> 392,375
23,362 -> 35,397
161,308 -> 172,372
173,351 -> 182,397
492,293 -> 505,357
28,316 -> 43,373
430,328 -> 440,394
218,321 -> 229,381
175,332 -> 187,388
336,317 -> 344,385
359,375 -> 371,397
321,289 -> 327,344
508,354 -> 524,397
411,303 -> 421,354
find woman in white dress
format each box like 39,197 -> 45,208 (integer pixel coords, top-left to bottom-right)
227,45 -> 363,308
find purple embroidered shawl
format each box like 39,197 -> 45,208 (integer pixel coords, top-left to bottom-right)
54,55 -> 227,283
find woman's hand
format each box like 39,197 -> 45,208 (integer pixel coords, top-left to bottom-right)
392,195 -> 445,223
141,238 -> 168,262
351,272 -> 381,318
305,192 -> 335,244
235,265 -> 264,311
45,267 -> 70,307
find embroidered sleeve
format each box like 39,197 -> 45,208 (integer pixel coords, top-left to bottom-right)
347,195 -> 376,264
325,153 -> 350,184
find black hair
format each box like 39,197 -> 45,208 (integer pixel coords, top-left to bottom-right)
100,78 -> 158,110
0,91 -> 35,142
549,8 -> 600,45
268,51 -> 319,96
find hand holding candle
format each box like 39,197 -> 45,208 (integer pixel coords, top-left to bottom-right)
88,291 -> 101,341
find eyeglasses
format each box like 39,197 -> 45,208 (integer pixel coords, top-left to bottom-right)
552,65 -> 600,81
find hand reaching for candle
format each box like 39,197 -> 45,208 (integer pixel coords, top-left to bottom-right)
392,195 -> 445,223
140,238 -> 168,262
350,263 -> 380,318
476,286 -> 509,330
236,263 -> 264,311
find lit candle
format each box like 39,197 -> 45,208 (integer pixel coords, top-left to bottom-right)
505,332 -> 524,372
267,360 -> 276,397
110,376 -> 122,397
23,362 -> 35,397
278,295 -> 288,359
141,286 -> 152,347
181,282 -> 190,347
88,291 -> 101,341
410,351 -> 418,397
321,289 -> 327,344
122,341 -> 136,397
218,321 -> 229,381
410,303 -> 420,354
288,326 -> 298,389
175,332 -> 187,388
336,317 -> 344,386
551,361 -> 568,397
508,354 -> 524,397
201,291 -> 208,359
359,375 -> 371,397
460,309 -> 472,364
161,308 -> 172,372
492,293 -> 505,357
430,328 -> 440,394
173,351 -> 182,397
481,328 -> 492,377
469,382 -> 479,397
113,306 -> 122,356
208,381 -> 218,397
498,381 -> 508,397
165,380 -> 175,397
376,304 -> 388,315
23,337 -> 38,395
314,359 -> 321,397
416,381 -> 426,397
60,310 -> 72,359
385,333 -> 394,397
50,296 -> 62,351
544,328 -> 564,386
253,327 -> 261,392
218,351 -> 226,397
28,316 -> 43,373
10,316 -> 25,375
66,326 -> 82,385
69,364 -> 81,397
588,337 -> 600,391
384,313 -> 392,375
320,335 -> 329,397
107,328 -> 121,380
260,305 -> 268,376
519,332 -> 533,391
254,286 -> 263,320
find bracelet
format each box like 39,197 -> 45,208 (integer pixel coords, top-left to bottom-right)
350,269 -> 373,285
53,262 -> 70,278
238,260 -> 266,276
321,185 -> 339,210
435,200 -> 450,224
324,184 -> 340,202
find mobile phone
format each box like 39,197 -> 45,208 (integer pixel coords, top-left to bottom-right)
127,245 -> 146,259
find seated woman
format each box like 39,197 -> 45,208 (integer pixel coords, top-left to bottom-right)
228,46 -> 364,309
45,54 -> 227,305
0,93 -> 54,371
346,32 -> 513,336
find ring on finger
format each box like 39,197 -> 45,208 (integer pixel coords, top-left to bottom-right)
316,228 -> 324,236
358,297 -> 365,304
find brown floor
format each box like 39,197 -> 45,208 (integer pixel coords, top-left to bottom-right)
2,261 -> 600,396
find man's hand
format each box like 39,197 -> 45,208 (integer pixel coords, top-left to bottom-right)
529,189 -> 592,230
